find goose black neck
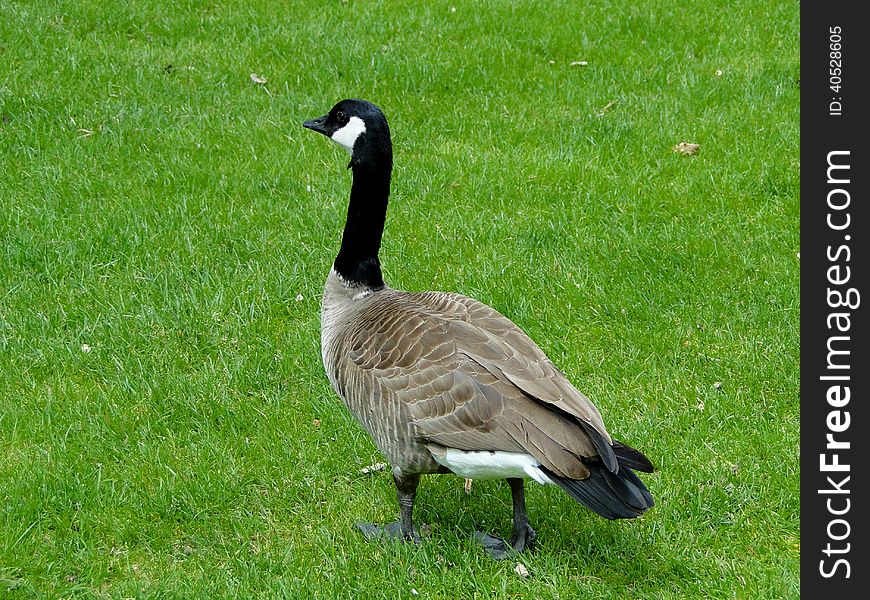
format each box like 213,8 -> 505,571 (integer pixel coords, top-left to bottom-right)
334,162 -> 392,289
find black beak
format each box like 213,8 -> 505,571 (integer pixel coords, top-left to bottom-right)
303,115 -> 329,136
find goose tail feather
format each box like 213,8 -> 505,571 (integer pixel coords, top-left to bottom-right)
541,444 -> 654,519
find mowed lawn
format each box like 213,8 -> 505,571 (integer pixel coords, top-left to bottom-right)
1,0 -> 799,597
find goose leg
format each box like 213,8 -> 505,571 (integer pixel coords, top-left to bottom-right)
474,477 -> 537,559
507,477 -> 537,550
355,472 -> 421,544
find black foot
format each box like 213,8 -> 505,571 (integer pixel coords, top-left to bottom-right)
474,524 -> 536,560
474,531 -> 513,560
355,522 -> 421,544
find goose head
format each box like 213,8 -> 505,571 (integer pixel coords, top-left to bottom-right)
303,99 -> 392,169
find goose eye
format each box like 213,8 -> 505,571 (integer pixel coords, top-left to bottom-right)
335,111 -> 346,122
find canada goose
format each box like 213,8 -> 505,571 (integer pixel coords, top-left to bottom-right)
303,99 -> 654,558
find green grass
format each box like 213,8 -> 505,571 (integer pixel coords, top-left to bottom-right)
1,0 -> 799,597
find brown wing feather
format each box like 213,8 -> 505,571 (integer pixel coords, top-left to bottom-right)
412,292 -> 611,437
340,290 -> 615,478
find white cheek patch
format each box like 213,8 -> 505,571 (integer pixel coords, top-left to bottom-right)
331,116 -> 366,154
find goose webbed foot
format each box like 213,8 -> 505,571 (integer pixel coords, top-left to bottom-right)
355,522 -> 421,544
357,471 -> 422,545
475,477 -> 537,559
474,523 -> 536,559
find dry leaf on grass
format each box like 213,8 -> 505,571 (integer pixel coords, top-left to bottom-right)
674,141 -> 700,155
514,562 -> 530,577
360,462 -> 387,475
464,478 -> 473,495
595,100 -> 618,117
250,73 -> 267,84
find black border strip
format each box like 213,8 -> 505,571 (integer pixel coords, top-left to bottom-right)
801,2 -> 869,595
